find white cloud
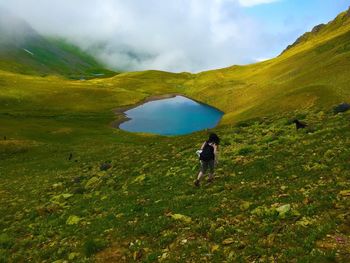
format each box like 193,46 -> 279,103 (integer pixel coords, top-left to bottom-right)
255,57 -> 272,62
0,0 -> 286,72
239,0 -> 280,7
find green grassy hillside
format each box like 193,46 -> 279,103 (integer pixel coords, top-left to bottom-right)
1,7 -> 349,119
182,7 -> 350,124
1,99 -> 350,262
80,7 -> 350,124
1,6 -> 350,263
0,9 -> 114,79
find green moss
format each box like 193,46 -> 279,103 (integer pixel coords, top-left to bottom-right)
83,239 -> 107,257
0,234 -> 14,249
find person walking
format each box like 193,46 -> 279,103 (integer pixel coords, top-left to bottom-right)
194,133 -> 220,187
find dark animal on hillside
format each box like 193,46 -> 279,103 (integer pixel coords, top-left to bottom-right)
68,153 -> 73,161
293,119 -> 307,130
333,103 -> 350,114
3,136 -> 6,140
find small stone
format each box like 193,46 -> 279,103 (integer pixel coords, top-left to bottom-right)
100,163 -> 112,171
222,238 -> 234,245
276,204 -> 291,217
334,103 -> 350,114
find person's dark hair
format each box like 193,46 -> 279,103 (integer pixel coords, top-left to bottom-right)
208,133 -> 220,145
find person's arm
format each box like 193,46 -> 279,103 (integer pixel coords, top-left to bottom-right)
200,141 -> 206,150
213,144 -> 218,163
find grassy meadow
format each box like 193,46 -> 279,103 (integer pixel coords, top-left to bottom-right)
1,8 -> 350,263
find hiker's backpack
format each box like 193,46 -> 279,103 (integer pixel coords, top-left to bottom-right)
200,142 -> 215,161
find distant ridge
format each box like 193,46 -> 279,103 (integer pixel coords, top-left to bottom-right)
282,7 -> 350,54
0,8 -> 115,78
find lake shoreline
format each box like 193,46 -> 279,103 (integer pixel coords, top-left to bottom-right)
110,93 -> 224,131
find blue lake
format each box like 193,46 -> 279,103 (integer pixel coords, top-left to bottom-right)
119,95 -> 224,135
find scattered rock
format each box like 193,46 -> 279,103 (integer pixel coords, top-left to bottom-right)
339,190 -> 350,196
222,238 -> 234,245
85,177 -> 101,189
68,253 -> 80,260
100,163 -> 112,171
276,204 -> 291,217
170,213 -> 192,224
239,201 -> 252,211
292,119 -> 307,130
211,244 -> 220,252
133,249 -> 143,261
333,103 -> 350,114
66,215 -> 81,225
132,174 -> 146,184
296,217 -> 314,227
52,182 -> 64,190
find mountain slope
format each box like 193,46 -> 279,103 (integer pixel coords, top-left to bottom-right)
1,7 -> 349,123
179,7 -> 350,123
78,6 -> 350,124
0,9 -> 114,78
282,8 -> 350,54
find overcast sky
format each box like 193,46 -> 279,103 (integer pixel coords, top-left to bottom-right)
0,0 -> 349,72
